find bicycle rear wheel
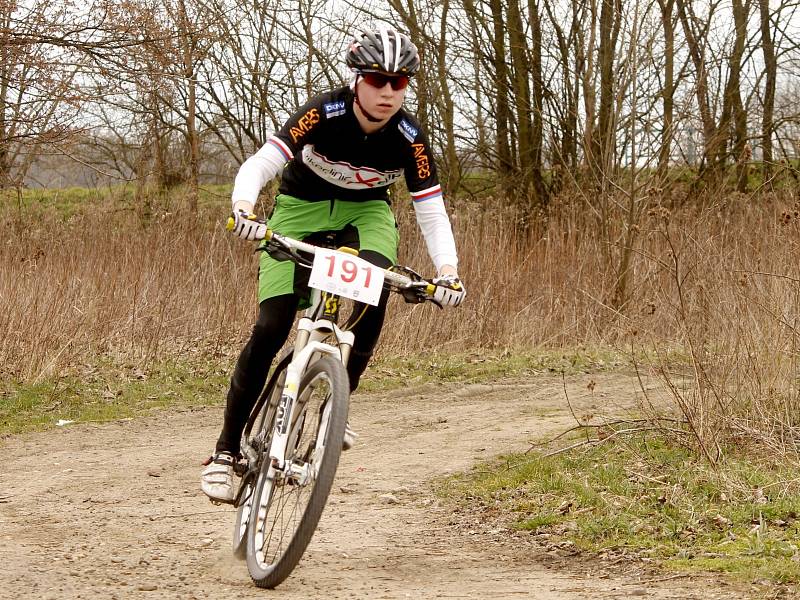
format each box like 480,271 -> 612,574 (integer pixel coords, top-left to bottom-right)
246,356 -> 349,588
232,352 -> 292,559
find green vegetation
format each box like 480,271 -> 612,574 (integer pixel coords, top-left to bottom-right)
357,346 -> 627,392
0,358 -> 229,435
441,434 -> 800,583
2,185 -> 109,219
1,183 -> 234,219
0,347 -> 629,436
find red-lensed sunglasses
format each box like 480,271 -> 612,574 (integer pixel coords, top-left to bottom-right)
361,72 -> 409,91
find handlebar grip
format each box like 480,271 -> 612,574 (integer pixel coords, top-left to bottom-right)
226,215 -> 272,241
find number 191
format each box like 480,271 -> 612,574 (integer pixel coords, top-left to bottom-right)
325,255 -> 372,286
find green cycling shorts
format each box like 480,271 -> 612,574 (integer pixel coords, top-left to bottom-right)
258,194 -> 399,306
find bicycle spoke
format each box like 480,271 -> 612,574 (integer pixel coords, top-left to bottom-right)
258,448 -> 315,564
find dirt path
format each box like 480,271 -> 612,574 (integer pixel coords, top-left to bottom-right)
0,372 -> 762,599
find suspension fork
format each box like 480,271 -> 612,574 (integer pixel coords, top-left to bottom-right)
267,295 -> 355,477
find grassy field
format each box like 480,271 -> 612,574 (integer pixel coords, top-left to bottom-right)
0,356 -> 230,435
442,434 -> 800,584
3,182 -> 800,586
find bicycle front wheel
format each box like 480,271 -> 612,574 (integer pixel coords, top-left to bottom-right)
232,352 -> 292,559
246,356 -> 349,588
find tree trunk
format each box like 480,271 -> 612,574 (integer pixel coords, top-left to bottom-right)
675,0 -> 723,187
0,2 -> 9,187
489,0 -> 514,199
657,0 -> 675,182
177,0 -> 199,212
508,0 -> 533,202
436,0 -> 461,194
759,0 -> 776,184
465,1 -> 489,167
544,1 -> 580,192
579,0 -> 598,188
528,0 -> 548,207
723,0 -> 749,192
595,0 -> 620,180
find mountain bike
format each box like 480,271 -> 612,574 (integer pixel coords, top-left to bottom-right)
224,222 -> 441,588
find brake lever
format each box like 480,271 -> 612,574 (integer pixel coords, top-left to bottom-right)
256,237 -> 313,267
399,281 -> 440,306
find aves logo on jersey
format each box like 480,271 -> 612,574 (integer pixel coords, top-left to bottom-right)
289,108 -> 320,143
411,143 -> 431,179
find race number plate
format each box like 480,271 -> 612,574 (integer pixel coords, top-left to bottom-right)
308,248 -> 385,306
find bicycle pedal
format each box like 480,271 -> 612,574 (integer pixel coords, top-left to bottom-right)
209,497 -> 238,506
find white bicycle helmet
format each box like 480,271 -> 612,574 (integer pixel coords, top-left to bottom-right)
346,27 -> 420,76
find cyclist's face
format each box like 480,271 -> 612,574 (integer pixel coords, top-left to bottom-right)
356,73 -> 407,123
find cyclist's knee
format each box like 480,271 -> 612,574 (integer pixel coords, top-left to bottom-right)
251,295 -> 297,342
358,249 -> 392,269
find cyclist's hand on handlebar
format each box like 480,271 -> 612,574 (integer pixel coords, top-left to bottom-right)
229,209 -> 267,241
432,275 -> 466,307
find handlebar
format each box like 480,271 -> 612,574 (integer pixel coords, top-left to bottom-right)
226,216 -> 438,304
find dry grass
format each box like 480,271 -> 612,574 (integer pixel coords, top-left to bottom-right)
0,204 -> 249,380
2,187 -> 800,453
1,192 -> 617,379
629,194 -> 800,459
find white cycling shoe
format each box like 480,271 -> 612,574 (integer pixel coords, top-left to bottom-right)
201,452 -> 236,502
343,422 -> 358,451
202,427 -> 353,501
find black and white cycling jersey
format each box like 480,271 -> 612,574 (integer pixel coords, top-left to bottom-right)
232,85 -> 458,271
270,87 -> 439,203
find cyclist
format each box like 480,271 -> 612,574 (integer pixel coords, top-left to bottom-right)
202,26 -> 465,502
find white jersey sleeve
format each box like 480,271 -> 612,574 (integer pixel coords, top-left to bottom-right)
410,185 -> 458,272
231,137 -> 292,207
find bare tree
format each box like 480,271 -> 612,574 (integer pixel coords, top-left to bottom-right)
0,0 -> 166,189
9,0 -> 800,212
1,1 -> 86,186
192,0 -> 352,165
758,0 -> 776,183
543,0 -> 582,192
594,0 -> 624,184
656,0 -> 675,181
489,0 -> 514,197
721,0 -> 751,192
